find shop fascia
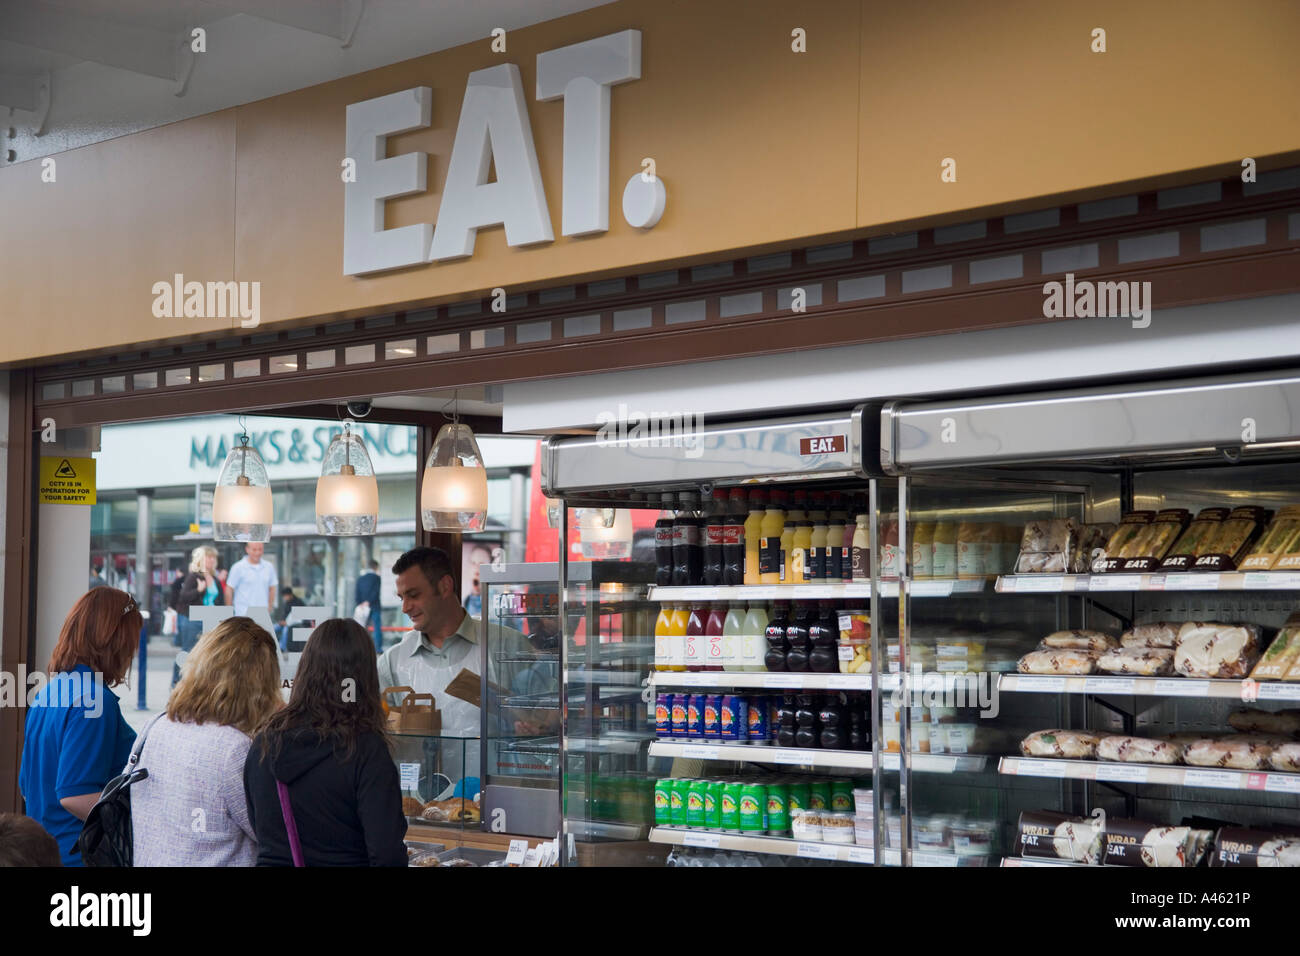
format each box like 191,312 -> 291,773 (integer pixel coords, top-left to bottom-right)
344,28 -> 661,276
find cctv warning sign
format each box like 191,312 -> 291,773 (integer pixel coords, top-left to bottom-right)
39,457 -> 96,505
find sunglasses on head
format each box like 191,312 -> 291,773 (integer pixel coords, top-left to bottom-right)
121,597 -> 138,617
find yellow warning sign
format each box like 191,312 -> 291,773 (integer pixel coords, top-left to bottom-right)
39,456 -> 96,505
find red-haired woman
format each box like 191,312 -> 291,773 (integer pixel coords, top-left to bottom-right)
19,587 -> 142,866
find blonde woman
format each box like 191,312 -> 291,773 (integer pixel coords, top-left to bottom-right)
130,617 -> 281,866
173,545 -> 224,688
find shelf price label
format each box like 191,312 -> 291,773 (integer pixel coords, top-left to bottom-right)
680,745 -> 718,759
1087,677 -> 1137,695
1182,769 -> 1242,790
1089,574 -> 1142,591
772,749 -> 808,765
1264,774 -> 1300,794
764,674 -> 804,689
399,763 -> 420,791
1016,760 -> 1070,778
1163,574 -> 1208,590
1258,683 -> 1300,701
1094,764 -> 1149,783
827,674 -> 866,689
682,831 -> 721,848
912,580 -> 954,598
796,841 -> 838,860
1011,575 -> 1064,593
1152,679 -> 1210,697
1010,676 -> 1067,692
846,846 -> 874,864
506,839 -> 529,866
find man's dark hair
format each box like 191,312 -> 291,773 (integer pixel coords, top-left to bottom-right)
392,547 -> 453,590
369,560 -> 379,570
280,587 -> 295,597
0,813 -> 62,866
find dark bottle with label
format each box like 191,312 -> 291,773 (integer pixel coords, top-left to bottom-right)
785,602 -> 813,672
794,694 -> 820,749
847,698 -> 868,750
702,488 -> 727,586
654,493 -> 675,587
819,695 -> 846,749
808,601 -> 840,673
722,487 -> 747,586
671,491 -> 704,586
764,601 -> 791,672
776,694 -> 798,748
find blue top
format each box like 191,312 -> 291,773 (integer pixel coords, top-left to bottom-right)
203,579 -> 219,605
355,571 -> 381,608
19,665 -> 137,866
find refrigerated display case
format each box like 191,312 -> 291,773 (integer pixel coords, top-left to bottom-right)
541,368 -> 1300,867
394,733 -> 481,829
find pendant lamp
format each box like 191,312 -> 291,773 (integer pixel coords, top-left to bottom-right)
316,420 -> 379,535
579,508 -> 633,559
422,407 -> 488,532
212,431 -> 272,542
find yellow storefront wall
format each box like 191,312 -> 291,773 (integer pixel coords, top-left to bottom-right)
2,0 -> 1297,363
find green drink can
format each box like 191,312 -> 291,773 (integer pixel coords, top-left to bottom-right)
765,782 -> 791,835
669,778 -> 689,827
654,779 -> 672,827
739,784 -> 768,833
809,779 -> 831,811
720,782 -> 743,831
686,779 -> 707,828
704,781 -> 723,830
830,779 -> 854,812
787,780 -> 811,813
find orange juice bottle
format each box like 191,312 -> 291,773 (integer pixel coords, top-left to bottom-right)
744,488 -> 767,585
666,603 -> 690,672
759,489 -> 788,584
782,490 -> 808,583
653,604 -> 674,671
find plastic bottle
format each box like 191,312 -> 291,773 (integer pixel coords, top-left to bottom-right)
672,492 -> 704,586
851,514 -> 871,580
764,601 -> 791,671
654,493 -> 675,587
809,601 -> 839,673
794,694 -> 820,749
912,522 -> 936,579
826,492 -> 847,582
723,488 -> 747,586
759,489 -> 788,585
704,603 -> 727,671
808,492 -> 829,581
879,514 -> 900,580
666,603 -> 689,672
743,489 -> 766,586
703,489 -> 728,586
776,695 -> 798,748
685,604 -> 708,671
784,490 -> 809,584
653,604 -> 674,671
741,602 -> 769,672
722,601 -> 746,671
785,601 -> 813,672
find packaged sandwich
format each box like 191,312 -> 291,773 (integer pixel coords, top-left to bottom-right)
1173,622 -> 1263,679
1269,742 -> 1300,771
1072,523 -> 1116,574
1103,819 -> 1213,868
1013,518 -> 1078,574
1192,506 -> 1272,572
1020,729 -> 1103,759
1275,522 -> 1300,572
1211,828 -> 1300,867
956,521 -> 982,579
1095,512 -> 1154,572
1119,509 -> 1191,572
1017,648 -> 1098,675
1158,507 -> 1228,571
1239,506 -> 1300,571
1184,735 -> 1277,770
1097,734 -> 1184,764
1252,627 -> 1300,680
1017,810 -> 1104,864
1227,708 -> 1300,737
1096,646 -> 1175,676
1121,622 -> 1181,649
1040,629 -> 1118,652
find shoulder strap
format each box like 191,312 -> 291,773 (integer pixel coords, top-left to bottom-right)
127,713 -> 166,767
276,780 -> 305,867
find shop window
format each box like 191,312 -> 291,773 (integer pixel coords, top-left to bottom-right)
384,339 -> 417,360
690,262 -> 733,282
165,368 -> 191,387
133,371 -> 158,389
469,328 -> 505,349
1290,212 -> 1300,240
1004,208 -> 1060,233
344,344 -> 375,365
306,349 -> 335,370
562,315 -> 600,337
1040,243 -> 1099,275
868,232 -> 917,254
1201,219 -> 1266,252
637,269 -> 679,289
612,307 -> 652,331
449,301 -> 482,317
901,265 -> 953,294
719,292 -> 763,317
778,284 -> 821,310
406,308 -> 438,323
363,314 -> 397,329
72,379 -> 96,397
746,252 -> 791,273
233,359 -> 261,378
837,275 -> 886,301
101,376 -> 127,394
934,222 -> 986,244
269,355 -> 298,373
41,382 -> 66,400
516,321 -> 552,344
807,242 -> 854,263
426,334 -> 459,355
539,285 -> 576,304
1157,183 -> 1220,210
1079,196 -> 1138,221
587,278 -> 626,297
665,300 -> 706,325
1243,166 -> 1300,196
197,364 -> 224,383
968,255 -> 1023,284
1117,231 -> 1179,263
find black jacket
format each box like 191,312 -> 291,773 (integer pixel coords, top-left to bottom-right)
176,571 -> 225,617
243,728 -> 406,867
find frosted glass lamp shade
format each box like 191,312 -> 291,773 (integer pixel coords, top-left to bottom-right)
579,508 -> 633,559
213,441 -> 272,541
422,423 -> 488,532
316,422 -> 379,535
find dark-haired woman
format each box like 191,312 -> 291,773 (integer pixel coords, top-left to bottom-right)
19,588 -> 142,866
243,618 -> 405,866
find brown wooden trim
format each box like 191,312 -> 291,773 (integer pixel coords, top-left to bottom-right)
2,370 -> 36,813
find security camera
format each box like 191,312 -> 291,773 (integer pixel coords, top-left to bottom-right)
345,399 -> 373,418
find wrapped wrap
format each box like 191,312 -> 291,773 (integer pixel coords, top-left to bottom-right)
1097,734 -> 1184,764
1020,729 -> 1102,759
1227,708 -> 1300,737
1014,518 -> 1078,574
1017,810 -> 1104,864
1017,648 -> 1098,675
1121,622 -> 1181,649
1173,622 -> 1262,679
1269,742 -> 1300,772
1184,735 -> 1276,770
1041,629 -> 1118,652
1097,646 -> 1175,676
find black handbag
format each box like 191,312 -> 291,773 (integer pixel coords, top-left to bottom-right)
78,715 -> 161,867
